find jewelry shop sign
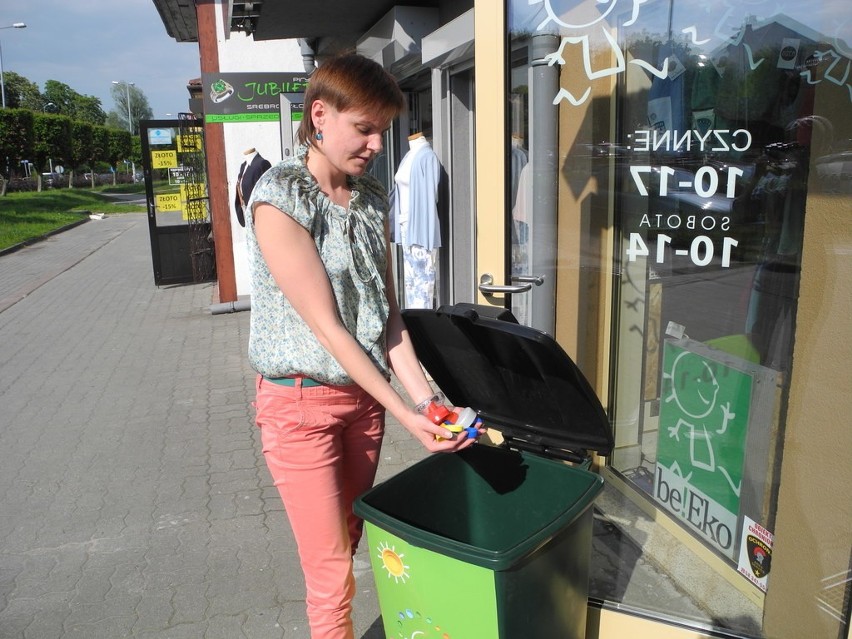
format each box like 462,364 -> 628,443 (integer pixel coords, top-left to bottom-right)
201,72 -> 309,123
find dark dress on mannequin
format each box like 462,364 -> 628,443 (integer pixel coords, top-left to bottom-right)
234,150 -> 272,227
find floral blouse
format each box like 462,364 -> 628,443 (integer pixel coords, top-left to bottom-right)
245,144 -> 391,385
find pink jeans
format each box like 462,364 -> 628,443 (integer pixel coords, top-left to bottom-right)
254,375 -> 384,639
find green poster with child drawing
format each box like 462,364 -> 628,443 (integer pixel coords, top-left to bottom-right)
655,340 -> 752,560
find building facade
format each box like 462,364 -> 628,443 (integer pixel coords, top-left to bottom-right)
154,1 -> 851,637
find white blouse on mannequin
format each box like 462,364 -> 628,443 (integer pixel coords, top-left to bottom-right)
394,134 -> 432,227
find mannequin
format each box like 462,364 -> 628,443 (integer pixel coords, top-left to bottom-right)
234,147 -> 271,227
510,134 -> 528,210
391,132 -> 441,309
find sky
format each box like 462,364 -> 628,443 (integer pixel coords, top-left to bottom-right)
1,0 -> 201,119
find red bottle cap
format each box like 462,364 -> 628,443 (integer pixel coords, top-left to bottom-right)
423,401 -> 453,425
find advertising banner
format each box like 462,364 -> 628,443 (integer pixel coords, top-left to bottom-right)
201,73 -> 309,123
655,339 -> 753,560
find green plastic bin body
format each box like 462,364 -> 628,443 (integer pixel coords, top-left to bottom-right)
355,444 -> 603,639
357,304 -> 614,639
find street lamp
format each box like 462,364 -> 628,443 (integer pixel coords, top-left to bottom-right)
112,80 -> 135,135
0,23 -> 27,109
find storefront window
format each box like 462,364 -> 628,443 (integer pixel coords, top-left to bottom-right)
509,0 -> 851,636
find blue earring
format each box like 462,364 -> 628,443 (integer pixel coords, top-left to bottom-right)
316,131 -> 323,141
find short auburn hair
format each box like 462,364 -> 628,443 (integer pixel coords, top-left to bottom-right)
297,53 -> 405,146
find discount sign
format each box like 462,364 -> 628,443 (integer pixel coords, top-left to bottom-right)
156,192 -> 181,212
151,150 -> 178,170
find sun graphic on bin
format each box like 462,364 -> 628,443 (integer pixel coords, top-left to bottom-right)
377,541 -> 410,583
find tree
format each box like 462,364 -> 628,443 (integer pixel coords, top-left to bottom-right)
91,126 -> 110,168
131,136 -> 142,168
33,113 -> 73,172
0,109 -> 35,178
2,71 -> 43,111
70,120 -> 95,181
43,80 -> 106,125
106,128 -> 132,178
42,80 -> 79,118
105,111 -> 124,130
108,82 -> 153,135
0,72 -> 141,187
75,95 -> 107,126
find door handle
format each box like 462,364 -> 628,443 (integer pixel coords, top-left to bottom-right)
512,274 -> 545,286
478,273 -> 532,295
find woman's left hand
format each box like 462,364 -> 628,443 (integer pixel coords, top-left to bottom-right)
400,410 -> 486,453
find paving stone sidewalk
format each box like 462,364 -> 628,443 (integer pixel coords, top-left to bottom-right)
0,213 -> 425,638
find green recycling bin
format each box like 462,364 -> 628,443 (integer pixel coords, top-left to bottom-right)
354,304 -> 614,639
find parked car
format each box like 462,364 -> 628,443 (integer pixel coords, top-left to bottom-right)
41,172 -> 62,187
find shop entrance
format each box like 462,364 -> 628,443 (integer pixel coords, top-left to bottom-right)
139,116 -> 215,286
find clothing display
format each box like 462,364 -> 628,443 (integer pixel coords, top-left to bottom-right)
234,148 -> 271,227
390,133 -> 441,309
744,143 -> 807,371
510,135 -> 528,210
511,159 -> 532,327
391,133 -> 441,249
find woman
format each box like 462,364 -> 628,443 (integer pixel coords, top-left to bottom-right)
245,54 -> 478,639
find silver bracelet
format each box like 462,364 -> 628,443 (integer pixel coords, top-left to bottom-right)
414,392 -> 444,413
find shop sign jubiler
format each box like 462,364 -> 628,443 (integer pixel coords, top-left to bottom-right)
201,72 -> 309,123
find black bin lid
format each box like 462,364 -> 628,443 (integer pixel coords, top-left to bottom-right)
402,304 -> 614,461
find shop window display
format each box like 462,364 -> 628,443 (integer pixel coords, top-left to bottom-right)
509,0 -> 851,635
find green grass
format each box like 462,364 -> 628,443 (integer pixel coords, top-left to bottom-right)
0,186 -> 146,251
99,183 -> 147,194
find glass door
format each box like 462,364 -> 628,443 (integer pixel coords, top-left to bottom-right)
140,117 -> 214,286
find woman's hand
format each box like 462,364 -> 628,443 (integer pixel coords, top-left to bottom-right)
400,409 -> 485,453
